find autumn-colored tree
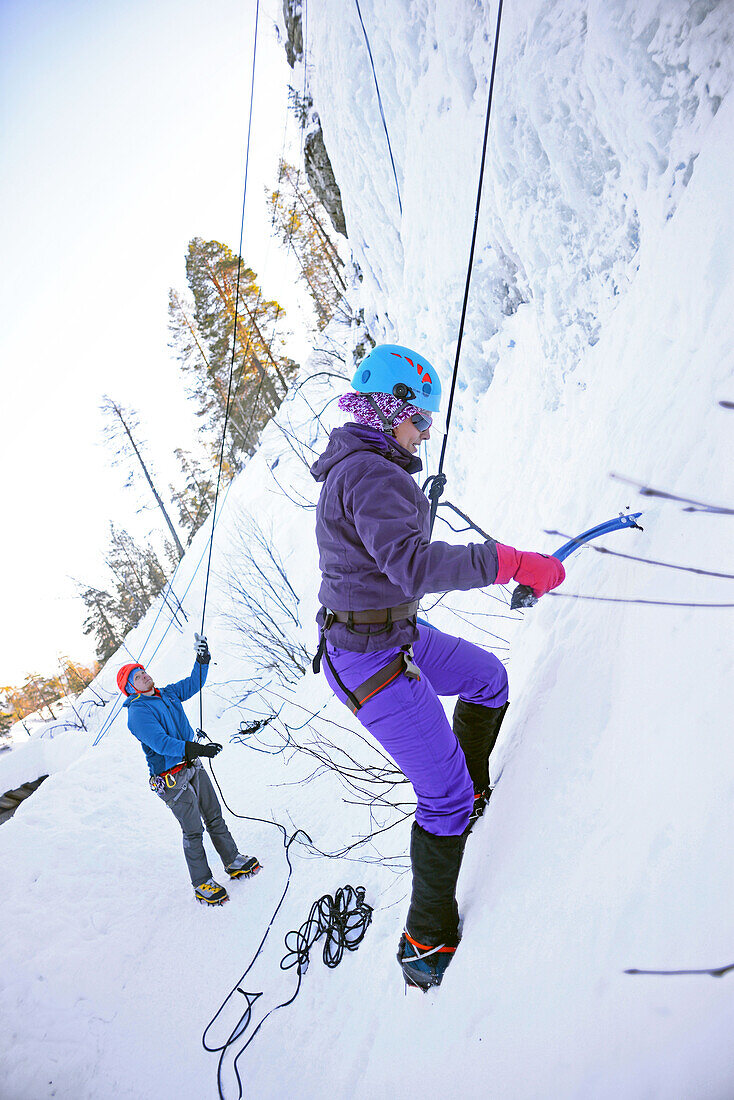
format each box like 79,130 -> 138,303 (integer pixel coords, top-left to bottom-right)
267,159 -> 346,329
58,656 -> 100,696
3,673 -> 63,723
168,238 -> 298,469
1,658 -> 101,734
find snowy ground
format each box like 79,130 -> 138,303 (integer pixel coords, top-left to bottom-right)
2,2 -> 734,1097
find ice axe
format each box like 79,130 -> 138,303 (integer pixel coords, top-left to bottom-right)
510,512 -> 644,610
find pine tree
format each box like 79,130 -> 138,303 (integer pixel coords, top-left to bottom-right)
168,238 -> 298,469
106,524 -> 168,626
77,527 -> 170,662
169,447 -> 217,546
267,159 -> 346,329
101,396 -> 185,560
79,583 -> 125,664
1,692 -> 16,737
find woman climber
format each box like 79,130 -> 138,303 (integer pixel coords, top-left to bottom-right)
310,343 -> 565,989
118,634 -> 261,906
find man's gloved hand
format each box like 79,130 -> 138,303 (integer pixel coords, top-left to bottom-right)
194,632 -> 211,665
185,740 -> 222,762
495,543 -> 566,597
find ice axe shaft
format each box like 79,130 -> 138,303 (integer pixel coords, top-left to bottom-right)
510,512 -> 643,610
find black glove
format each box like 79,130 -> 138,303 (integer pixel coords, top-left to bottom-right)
185,740 -> 222,762
194,632 -> 211,665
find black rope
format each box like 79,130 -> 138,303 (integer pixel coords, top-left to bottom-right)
282,885 -> 373,971
428,0 -> 504,535
203,869 -> 371,1100
354,0 -> 402,216
423,493 -> 495,542
205,754 -> 291,840
201,828 -> 306,1099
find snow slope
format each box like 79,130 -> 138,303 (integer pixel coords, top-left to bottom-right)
2,2 -> 734,1097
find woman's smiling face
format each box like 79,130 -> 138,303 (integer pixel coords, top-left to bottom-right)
393,411 -> 432,454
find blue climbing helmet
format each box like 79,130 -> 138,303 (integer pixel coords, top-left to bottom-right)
351,344 -> 442,413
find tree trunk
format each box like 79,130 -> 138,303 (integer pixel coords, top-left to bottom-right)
113,405 -> 186,560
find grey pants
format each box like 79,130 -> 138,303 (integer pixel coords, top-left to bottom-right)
156,765 -> 238,886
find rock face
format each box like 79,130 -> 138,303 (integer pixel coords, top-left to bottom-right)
282,0 -> 303,68
282,0 -> 348,238
304,125 -> 347,237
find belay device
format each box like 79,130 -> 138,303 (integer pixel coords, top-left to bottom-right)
511,512 -> 644,609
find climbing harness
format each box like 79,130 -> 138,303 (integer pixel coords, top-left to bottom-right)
510,511 -> 643,609
149,762 -> 196,801
312,604 -> 421,713
163,762 -> 188,785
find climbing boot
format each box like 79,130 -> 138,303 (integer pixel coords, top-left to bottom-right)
225,854 -> 262,879
453,699 -> 509,795
194,878 -> 229,905
467,787 -> 490,830
397,931 -> 457,991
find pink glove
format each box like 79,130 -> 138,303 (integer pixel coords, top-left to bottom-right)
495,543 -> 566,596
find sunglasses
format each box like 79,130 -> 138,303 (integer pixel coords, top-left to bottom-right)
410,411 -> 433,432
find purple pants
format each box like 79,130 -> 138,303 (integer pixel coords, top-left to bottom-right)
324,624 -> 509,836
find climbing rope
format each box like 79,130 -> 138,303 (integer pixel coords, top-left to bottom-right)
426,0 -> 504,535
202,816 -> 371,1100
92,479 -> 237,746
195,0 -> 269,745
353,0 -> 402,216
200,0 -> 260,645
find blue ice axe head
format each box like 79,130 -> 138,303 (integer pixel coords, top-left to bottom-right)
510,512 -> 644,610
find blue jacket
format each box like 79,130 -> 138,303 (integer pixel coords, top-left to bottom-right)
310,424 -> 499,652
124,662 -> 208,775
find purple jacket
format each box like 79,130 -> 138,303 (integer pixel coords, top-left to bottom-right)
310,424 -> 499,652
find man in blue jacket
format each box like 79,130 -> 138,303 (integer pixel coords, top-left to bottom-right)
118,634 -> 260,905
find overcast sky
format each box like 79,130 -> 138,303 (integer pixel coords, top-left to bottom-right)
0,0 -> 313,685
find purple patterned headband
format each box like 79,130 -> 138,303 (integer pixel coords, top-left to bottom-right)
338,391 -> 424,432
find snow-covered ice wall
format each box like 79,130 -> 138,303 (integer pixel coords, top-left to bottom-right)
313,0 -> 732,388
1,2 -> 733,1097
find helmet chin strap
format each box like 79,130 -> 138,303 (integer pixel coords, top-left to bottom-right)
365,392 -> 413,435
